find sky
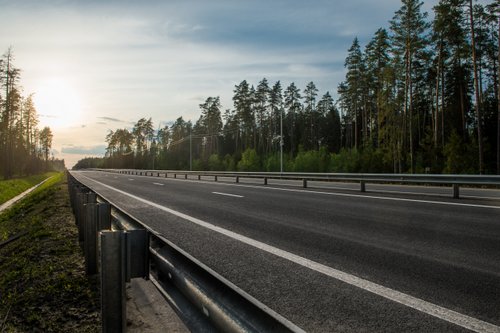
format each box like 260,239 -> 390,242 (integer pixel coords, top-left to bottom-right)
0,0 -> 477,168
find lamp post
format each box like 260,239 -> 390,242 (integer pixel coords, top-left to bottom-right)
280,107 -> 284,173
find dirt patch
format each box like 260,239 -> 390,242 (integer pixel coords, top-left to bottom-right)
0,174 -> 100,332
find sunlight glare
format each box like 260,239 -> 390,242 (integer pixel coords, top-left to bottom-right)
34,78 -> 83,129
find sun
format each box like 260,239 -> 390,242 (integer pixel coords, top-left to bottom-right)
34,78 -> 83,129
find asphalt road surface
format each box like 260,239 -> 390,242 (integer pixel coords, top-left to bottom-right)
71,170 -> 500,333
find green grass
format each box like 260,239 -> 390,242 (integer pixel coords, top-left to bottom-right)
0,172 -> 59,205
0,172 -> 100,332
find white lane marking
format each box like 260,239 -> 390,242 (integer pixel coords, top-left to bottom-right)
104,171 -> 500,205
153,183 -> 164,186
162,176 -> 500,210
79,174 -> 500,333
128,178 -> 134,181
212,192 -> 243,198
461,195 -> 500,201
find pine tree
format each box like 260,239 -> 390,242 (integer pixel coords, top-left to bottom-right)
269,81 -> 283,153
469,0 -> 484,173
303,81 -> 319,150
255,78 -> 270,154
365,28 -> 391,147
284,82 -> 302,156
317,92 -> 341,152
0,48 -> 21,179
198,96 -> 223,158
39,126 -> 53,163
342,37 -> 365,149
233,80 -> 254,151
390,0 -> 430,172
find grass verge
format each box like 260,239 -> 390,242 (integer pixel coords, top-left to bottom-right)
0,172 -> 100,332
0,172 -> 58,205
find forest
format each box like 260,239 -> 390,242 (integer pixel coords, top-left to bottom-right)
80,0 -> 499,174
0,48 -> 63,180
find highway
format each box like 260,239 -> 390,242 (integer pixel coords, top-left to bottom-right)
71,170 -> 500,332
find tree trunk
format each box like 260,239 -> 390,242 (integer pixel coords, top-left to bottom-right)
409,49 -> 414,173
4,50 -> 12,179
441,53 -> 445,148
470,0 -> 484,174
435,45 -> 440,147
497,14 -> 500,174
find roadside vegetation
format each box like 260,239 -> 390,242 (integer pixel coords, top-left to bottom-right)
0,172 -> 58,205
0,172 -> 100,332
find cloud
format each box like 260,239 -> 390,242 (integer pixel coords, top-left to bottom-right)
61,145 -> 106,155
98,116 -> 129,123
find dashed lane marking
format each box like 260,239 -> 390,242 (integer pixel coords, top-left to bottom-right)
212,192 -> 243,198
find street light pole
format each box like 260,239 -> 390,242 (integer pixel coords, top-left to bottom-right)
189,132 -> 192,171
280,107 -> 284,173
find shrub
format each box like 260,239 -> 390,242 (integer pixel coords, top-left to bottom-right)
237,149 -> 260,171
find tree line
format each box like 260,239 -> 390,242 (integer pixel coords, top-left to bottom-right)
86,0 -> 499,174
0,48 -> 62,179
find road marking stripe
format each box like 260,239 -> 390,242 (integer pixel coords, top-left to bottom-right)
153,182 -> 164,186
80,174 -> 500,333
111,171 -> 500,206
168,177 -> 500,210
212,192 -> 243,198
128,178 -> 134,181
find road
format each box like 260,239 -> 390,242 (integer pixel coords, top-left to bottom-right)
71,170 -> 500,332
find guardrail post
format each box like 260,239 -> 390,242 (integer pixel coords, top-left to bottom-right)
215,175 -> 218,182
303,179 -> 307,188
84,203 -> 98,275
185,174 -> 188,180
264,177 -> 268,185
86,192 -> 96,205
80,193 -> 96,244
98,203 -> 112,231
165,173 -> 168,178
174,174 -> 177,179
76,191 -> 93,242
125,230 -> 149,281
453,184 -> 460,199
100,230 -> 127,333
360,181 -> 366,192
76,191 -> 83,228
236,176 -> 239,183
198,175 -> 201,180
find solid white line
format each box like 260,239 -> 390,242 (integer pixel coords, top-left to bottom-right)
128,178 -> 134,181
79,174 -> 500,333
153,182 -> 164,186
212,191 -> 243,198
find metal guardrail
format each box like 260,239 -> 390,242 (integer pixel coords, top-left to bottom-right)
67,171 -> 302,333
109,169 -> 500,199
